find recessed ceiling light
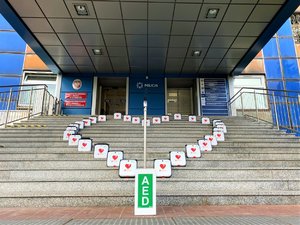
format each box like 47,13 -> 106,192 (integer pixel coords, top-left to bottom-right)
206,8 -> 219,18
74,4 -> 89,16
192,50 -> 201,57
93,49 -> 102,55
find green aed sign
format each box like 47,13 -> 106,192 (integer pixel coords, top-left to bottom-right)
135,169 -> 156,215
138,174 -> 153,208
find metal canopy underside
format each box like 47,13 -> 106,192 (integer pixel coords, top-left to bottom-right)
3,0 -> 299,76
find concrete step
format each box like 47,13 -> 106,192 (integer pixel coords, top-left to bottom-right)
2,141 -> 299,148
0,152 -> 298,161
0,180 -> 298,199
2,136 -> 298,143
0,191 -> 298,207
0,132 -> 296,138
0,147 -> 299,154
0,169 -> 298,182
0,160 -> 298,170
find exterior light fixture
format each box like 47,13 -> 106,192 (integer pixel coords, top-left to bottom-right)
206,8 -> 219,18
192,50 -> 201,57
74,4 -> 89,16
93,49 -> 102,55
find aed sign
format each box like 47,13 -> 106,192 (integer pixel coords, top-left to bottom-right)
134,169 -> 156,216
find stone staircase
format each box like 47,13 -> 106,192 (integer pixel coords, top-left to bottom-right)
0,115 -> 299,207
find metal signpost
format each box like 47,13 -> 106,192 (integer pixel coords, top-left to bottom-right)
134,100 -> 157,216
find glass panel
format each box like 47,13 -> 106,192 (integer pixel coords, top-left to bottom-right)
167,88 -> 191,115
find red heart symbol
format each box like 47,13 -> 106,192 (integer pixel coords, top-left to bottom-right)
112,155 -> 118,160
175,155 -> 181,159
67,133 -> 71,137
82,143 -> 87,147
204,119 -> 207,122
84,121 -> 88,124
125,164 -> 131,169
203,142 -> 207,146
101,117 -> 104,120
217,134 -> 221,137
209,137 -> 213,141
191,147 -> 196,152
99,148 -> 104,153
191,117 -> 194,120
72,138 -> 77,142
160,164 -> 166,169
155,119 -> 158,122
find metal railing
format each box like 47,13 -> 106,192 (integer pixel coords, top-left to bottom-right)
228,87 -> 300,134
0,84 -> 62,127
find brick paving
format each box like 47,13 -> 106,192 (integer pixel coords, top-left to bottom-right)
0,205 -> 299,224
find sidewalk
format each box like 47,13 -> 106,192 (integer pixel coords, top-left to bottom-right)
0,205 -> 299,224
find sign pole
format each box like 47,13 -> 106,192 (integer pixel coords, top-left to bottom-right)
143,100 -> 147,169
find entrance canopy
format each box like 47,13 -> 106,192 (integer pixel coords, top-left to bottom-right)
0,0 -> 299,76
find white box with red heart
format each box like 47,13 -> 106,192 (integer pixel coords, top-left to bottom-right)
216,124 -> 227,133
201,117 -> 210,124
119,159 -> 137,178
152,117 -> 161,124
142,119 -> 150,126
69,123 -> 80,129
154,159 -> 172,178
94,143 -> 109,159
123,115 -> 132,122
68,134 -> 81,146
161,116 -> 169,122
214,131 -> 225,141
185,144 -> 201,158
78,138 -> 92,152
107,151 -> 124,167
170,151 -> 186,167
174,113 -> 181,120
63,130 -> 75,141
213,120 -> 223,127
82,119 -> 91,127
66,126 -> 78,131
98,115 -> 107,122
198,139 -> 212,152
188,116 -> 197,122
114,113 -> 122,120
75,121 -> 85,129
132,117 -> 140,124
89,116 -> 97,124
205,135 -> 218,146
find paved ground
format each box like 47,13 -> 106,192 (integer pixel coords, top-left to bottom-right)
0,206 -> 299,225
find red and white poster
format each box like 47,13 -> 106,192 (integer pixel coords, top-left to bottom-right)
64,92 -> 87,107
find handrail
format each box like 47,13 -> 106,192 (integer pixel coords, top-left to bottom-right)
228,87 -> 300,135
228,87 -> 300,104
0,84 -> 48,89
0,84 -> 62,127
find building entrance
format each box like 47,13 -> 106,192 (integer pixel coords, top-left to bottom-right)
96,78 -> 127,115
166,78 -> 198,116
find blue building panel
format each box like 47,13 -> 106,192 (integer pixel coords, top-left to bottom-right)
61,75 -> 93,115
0,32 -> 26,52
129,75 -> 165,115
264,59 -> 282,79
0,14 -> 13,30
279,38 -> 297,57
277,19 -> 293,37
0,54 -> 25,75
282,59 -> 300,79
201,78 -> 228,116
263,38 -> 278,57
